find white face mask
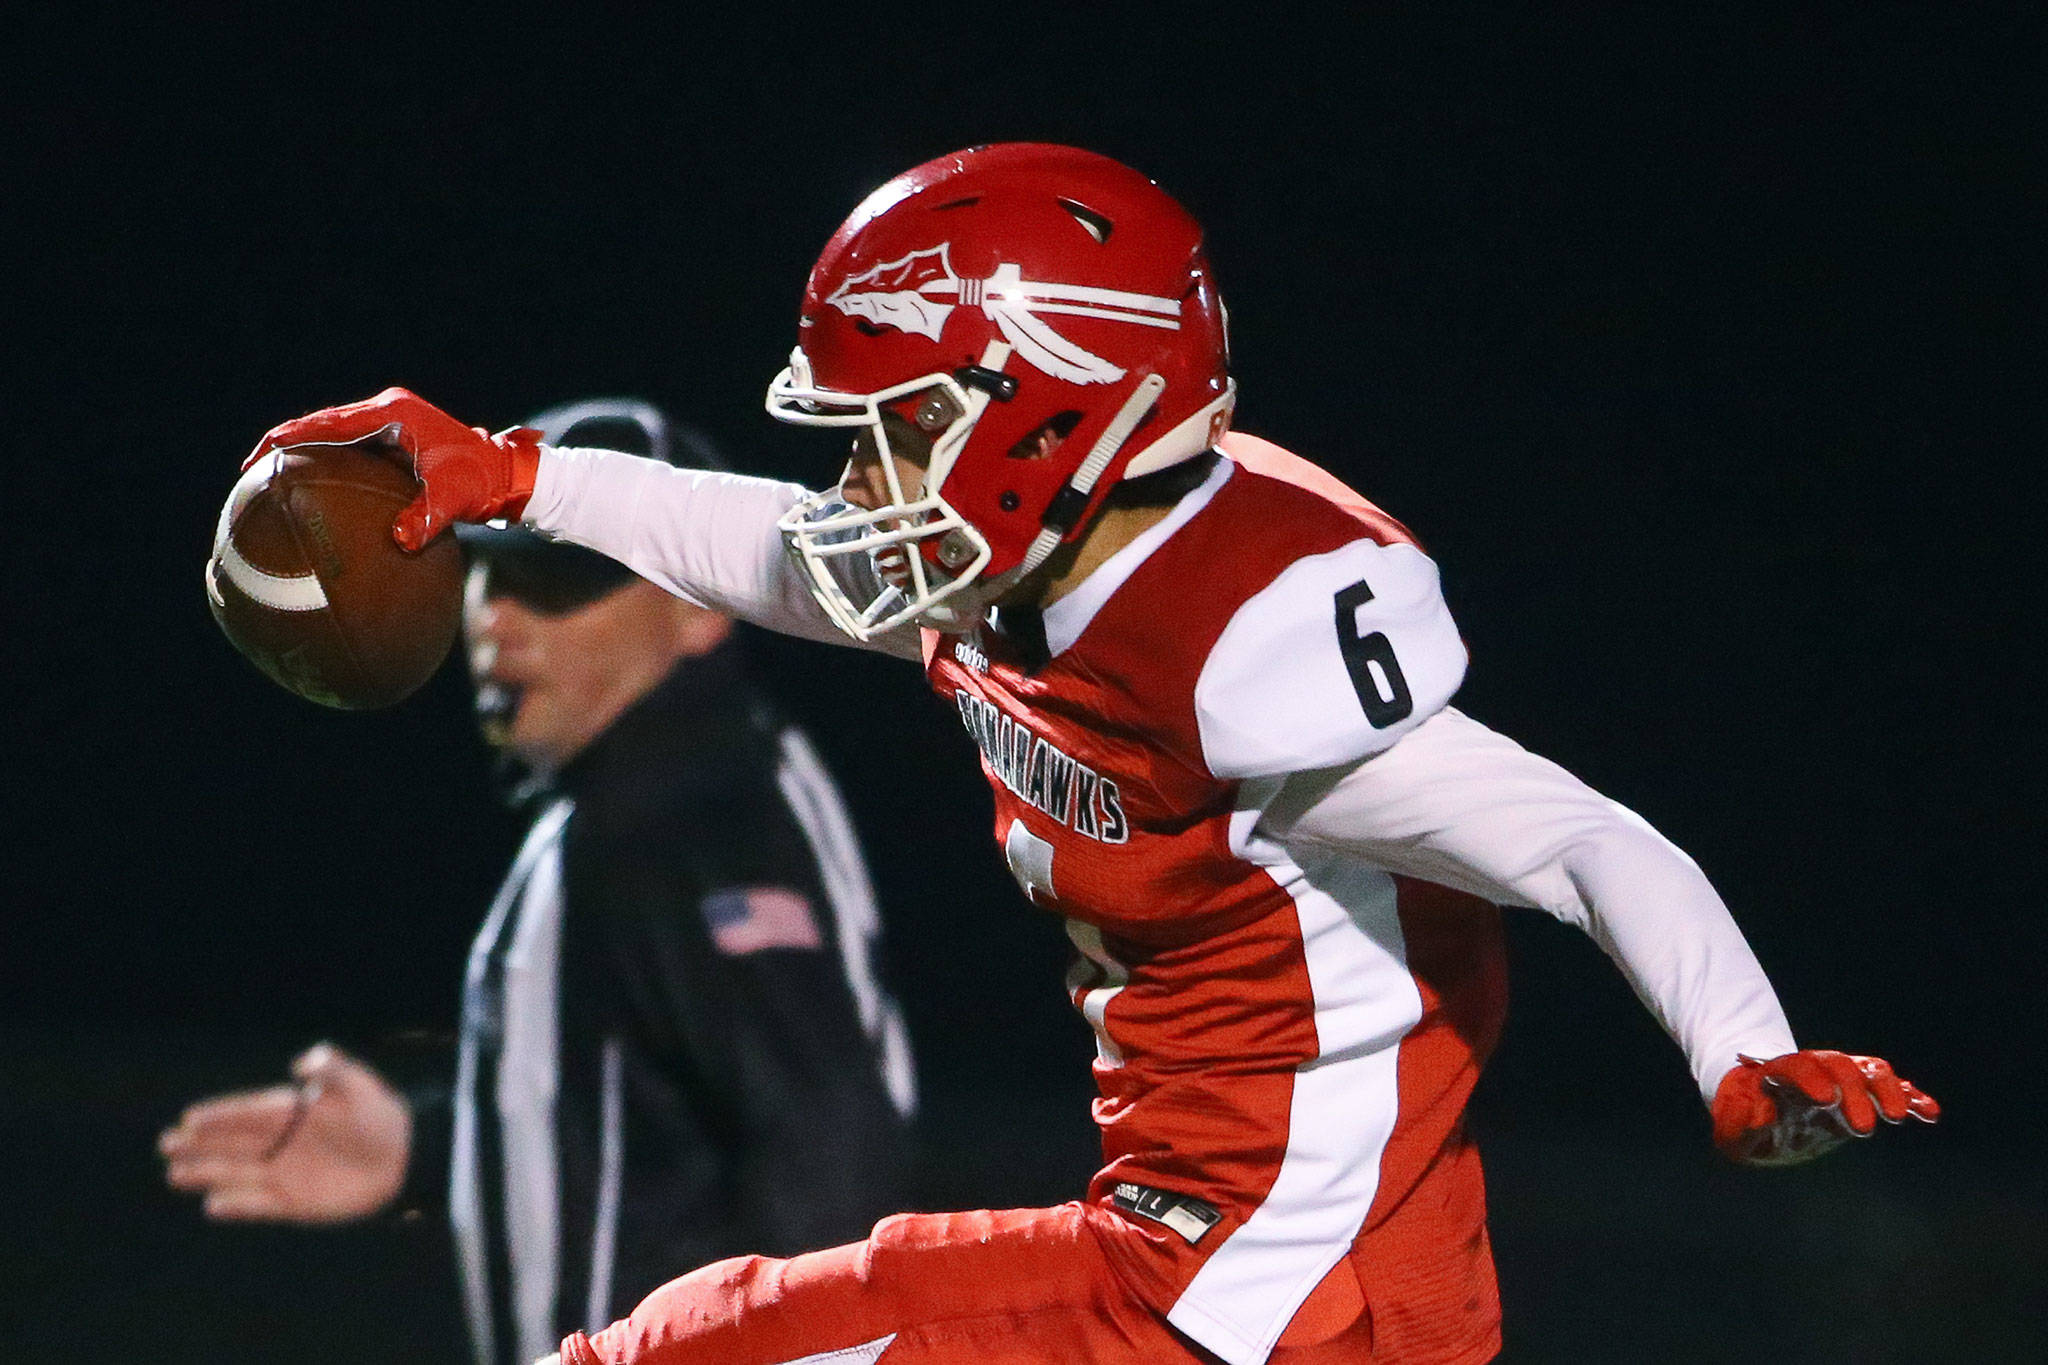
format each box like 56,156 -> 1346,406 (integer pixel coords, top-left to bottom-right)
774,490 -> 1006,640
768,344 -> 1012,641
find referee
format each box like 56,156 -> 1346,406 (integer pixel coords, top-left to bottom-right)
162,400 -> 916,1365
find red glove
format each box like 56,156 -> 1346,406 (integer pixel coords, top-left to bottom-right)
244,387 -> 544,551
1711,1049 -> 1939,1167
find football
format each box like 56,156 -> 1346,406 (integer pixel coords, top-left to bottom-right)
205,442 -> 463,709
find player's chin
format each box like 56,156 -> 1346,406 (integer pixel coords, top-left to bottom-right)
911,577 -> 991,633
918,604 -> 983,633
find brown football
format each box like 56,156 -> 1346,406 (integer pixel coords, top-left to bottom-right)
205,442 -> 463,709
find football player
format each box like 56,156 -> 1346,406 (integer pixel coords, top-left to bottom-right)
249,144 -> 1937,1365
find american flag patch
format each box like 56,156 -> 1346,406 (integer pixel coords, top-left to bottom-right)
700,886 -> 823,955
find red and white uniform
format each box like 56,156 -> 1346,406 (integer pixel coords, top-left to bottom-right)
524,433 -> 1798,1365
930,438 -> 1495,1363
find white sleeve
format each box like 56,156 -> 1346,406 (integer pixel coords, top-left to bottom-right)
522,445 -> 922,661
1196,538 -> 1468,779
1260,707 -> 1798,1102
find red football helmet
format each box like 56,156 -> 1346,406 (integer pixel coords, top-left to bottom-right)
770,143 -> 1235,639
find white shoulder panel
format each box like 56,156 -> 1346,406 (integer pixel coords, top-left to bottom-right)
1195,538 -> 1466,780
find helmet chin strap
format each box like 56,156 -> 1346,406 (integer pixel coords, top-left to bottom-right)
1015,372 -> 1168,579
906,355 -> 1200,632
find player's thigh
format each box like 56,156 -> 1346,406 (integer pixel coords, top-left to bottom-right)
574,1204 -> 1209,1365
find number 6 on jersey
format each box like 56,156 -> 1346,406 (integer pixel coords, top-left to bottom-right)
1335,578 -> 1413,727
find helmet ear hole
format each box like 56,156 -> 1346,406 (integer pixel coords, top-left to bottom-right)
1008,411 -> 1082,460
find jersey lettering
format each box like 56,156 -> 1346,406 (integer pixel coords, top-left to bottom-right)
955,689 -> 1129,845
1041,748 -> 1075,823
1096,777 -> 1127,843
1072,769 -> 1101,840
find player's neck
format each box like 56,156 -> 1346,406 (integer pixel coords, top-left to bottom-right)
1021,501 -> 1179,610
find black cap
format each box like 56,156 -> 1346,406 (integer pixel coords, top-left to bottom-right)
456,398 -> 729,612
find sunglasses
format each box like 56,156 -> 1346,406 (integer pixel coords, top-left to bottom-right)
466,552 -> 637,617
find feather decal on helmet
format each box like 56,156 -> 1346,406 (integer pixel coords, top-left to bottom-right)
826,243 -> 1182,385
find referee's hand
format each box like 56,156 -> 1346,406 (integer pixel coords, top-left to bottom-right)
159,1043 -> 410,1222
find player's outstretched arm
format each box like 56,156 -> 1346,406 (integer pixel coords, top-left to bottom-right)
1710,1048 -> 1939,1166
1263,708 -> 1940,1158
527,441 -> 922,658
158,1042 -> 410,1222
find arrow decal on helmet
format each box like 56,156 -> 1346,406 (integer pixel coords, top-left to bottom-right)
825,243 -> 1182,385
826,246 -> 959,341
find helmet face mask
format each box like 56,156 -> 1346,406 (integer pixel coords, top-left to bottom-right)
770,144 -> 1235,641
772,346 -> 1009,639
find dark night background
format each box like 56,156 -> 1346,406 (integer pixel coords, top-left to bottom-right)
5,6 -> 2038,1361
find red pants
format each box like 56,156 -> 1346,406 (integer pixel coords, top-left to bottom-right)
559,1202 -> 1401,1365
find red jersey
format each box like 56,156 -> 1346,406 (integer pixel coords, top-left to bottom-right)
543,427 -> 1802,1365
920,434 -> 1507,1365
